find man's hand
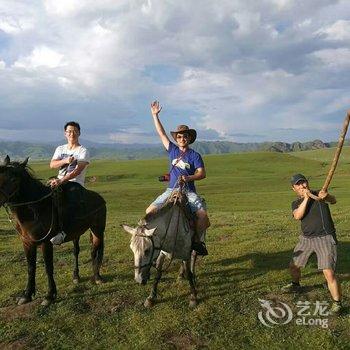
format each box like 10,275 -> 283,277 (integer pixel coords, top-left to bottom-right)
180,175 -> 189,183
49,178 -> 63,188
301,188 -> 311,199
318,190 -> 336,204
66,156 -> 75,165
318,190 -> 328,200
151,101 -> 162,116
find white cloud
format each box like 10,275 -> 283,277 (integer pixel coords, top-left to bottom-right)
13,46 -> 65,69
141,0 -> 152,15
0,16 -> 33,34
0,0 -> 349,143
44,0 -> 82,16
317,20 -> 350,41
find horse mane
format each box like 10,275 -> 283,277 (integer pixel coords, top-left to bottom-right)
144,201 -> 177,223
0,161 -> 50,198
144,198 -> 192,224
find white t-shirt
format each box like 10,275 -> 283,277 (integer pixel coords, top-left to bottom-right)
52,144 -> 90,186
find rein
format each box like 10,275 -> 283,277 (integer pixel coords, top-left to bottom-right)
4,190 -> 56,243
135,182 -> 187,272
6,191 -> 53,207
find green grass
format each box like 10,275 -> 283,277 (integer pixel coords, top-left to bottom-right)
1,150 -> 350,349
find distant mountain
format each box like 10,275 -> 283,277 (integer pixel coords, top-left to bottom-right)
0,139 -> 343,161
192,139 -> 332,154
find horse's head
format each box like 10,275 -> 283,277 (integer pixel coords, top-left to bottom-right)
122,224 -> 158,285
0,156 -> 29,206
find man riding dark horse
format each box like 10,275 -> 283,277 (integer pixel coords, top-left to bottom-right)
146,101 -> 210,255
0,156 -> 106,306
49,121 -> 90,245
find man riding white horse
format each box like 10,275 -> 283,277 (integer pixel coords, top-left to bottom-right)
146,101 -> 210,255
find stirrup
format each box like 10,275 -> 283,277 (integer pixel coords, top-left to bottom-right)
50,231 -> 66,245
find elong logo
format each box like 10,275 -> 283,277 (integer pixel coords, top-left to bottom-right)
258,299 -> 329,328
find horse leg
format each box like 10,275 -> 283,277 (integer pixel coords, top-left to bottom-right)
41,242 -> 57,306
144,253 -> 166,308
18,243 -> 37,305
177,262 -> 186,281
90,231 -> 104,284
185,259 -> 198,308
72,238 -> 80,284
190,250 -> 197,280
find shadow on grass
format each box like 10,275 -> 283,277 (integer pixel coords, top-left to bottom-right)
194,241 -> 350,303
207,240 -> 350,274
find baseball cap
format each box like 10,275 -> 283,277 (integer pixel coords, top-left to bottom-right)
290,173 -> 308,185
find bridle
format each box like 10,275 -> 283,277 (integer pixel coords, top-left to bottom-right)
3,187 -> 55,243
133,185 -> 186,272
133,234 -> 162,270
0,177 -> 19,205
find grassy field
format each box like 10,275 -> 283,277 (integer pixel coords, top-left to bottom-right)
1,148 -> 350,349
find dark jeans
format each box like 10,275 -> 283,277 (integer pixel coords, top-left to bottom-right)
55,182 -> 85,231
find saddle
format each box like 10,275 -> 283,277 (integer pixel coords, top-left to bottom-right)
52,182 -> 104,231
167,189 -> 208,256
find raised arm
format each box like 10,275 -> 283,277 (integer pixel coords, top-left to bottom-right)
293,189 -> 310,220
318,190 -> 337,204
151,101 -> 170,151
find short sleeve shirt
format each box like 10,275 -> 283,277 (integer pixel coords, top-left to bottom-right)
291,191 -> 336,238
168,142 -> 204,192
52,144 -> 90,186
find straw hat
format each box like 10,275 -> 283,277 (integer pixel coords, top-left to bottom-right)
170,125 -> 197,144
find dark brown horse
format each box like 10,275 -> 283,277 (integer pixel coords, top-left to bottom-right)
0,156 -> 106,306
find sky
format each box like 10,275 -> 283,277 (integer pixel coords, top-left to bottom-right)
0,0 -> 350,144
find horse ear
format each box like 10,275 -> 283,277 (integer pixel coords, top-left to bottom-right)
144,227 -> 157,236
21,157 -> 29,167
3,155 -> 10,165
121,224 -> 137,235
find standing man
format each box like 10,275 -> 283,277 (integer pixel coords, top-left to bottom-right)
146,101 -> 210,255
49,121 -> 90,245
283,173 -> 342,314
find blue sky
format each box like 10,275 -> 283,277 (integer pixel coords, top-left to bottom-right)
0,0 -> 349,144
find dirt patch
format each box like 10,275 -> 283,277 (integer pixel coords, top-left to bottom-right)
0,300 -> 40,321
110,296 -> 136,313
0,338 -> 30,350
218,234 -> 231,241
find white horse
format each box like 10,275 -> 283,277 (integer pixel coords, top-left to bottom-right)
122,195 -> 198,308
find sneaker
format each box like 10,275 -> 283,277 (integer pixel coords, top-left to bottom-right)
50,231 -> 66,245
192,242 -> 208,256
330,301 -> 342,315
281,282 -> 302,293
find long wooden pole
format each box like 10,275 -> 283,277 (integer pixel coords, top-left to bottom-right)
309,110 -> 350,201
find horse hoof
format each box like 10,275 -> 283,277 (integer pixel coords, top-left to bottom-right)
144,298 -> 154,308
189,299 -> 198,309
17,296 -> 31,305
95,277 -> 104,285
41,298 -> 53,307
